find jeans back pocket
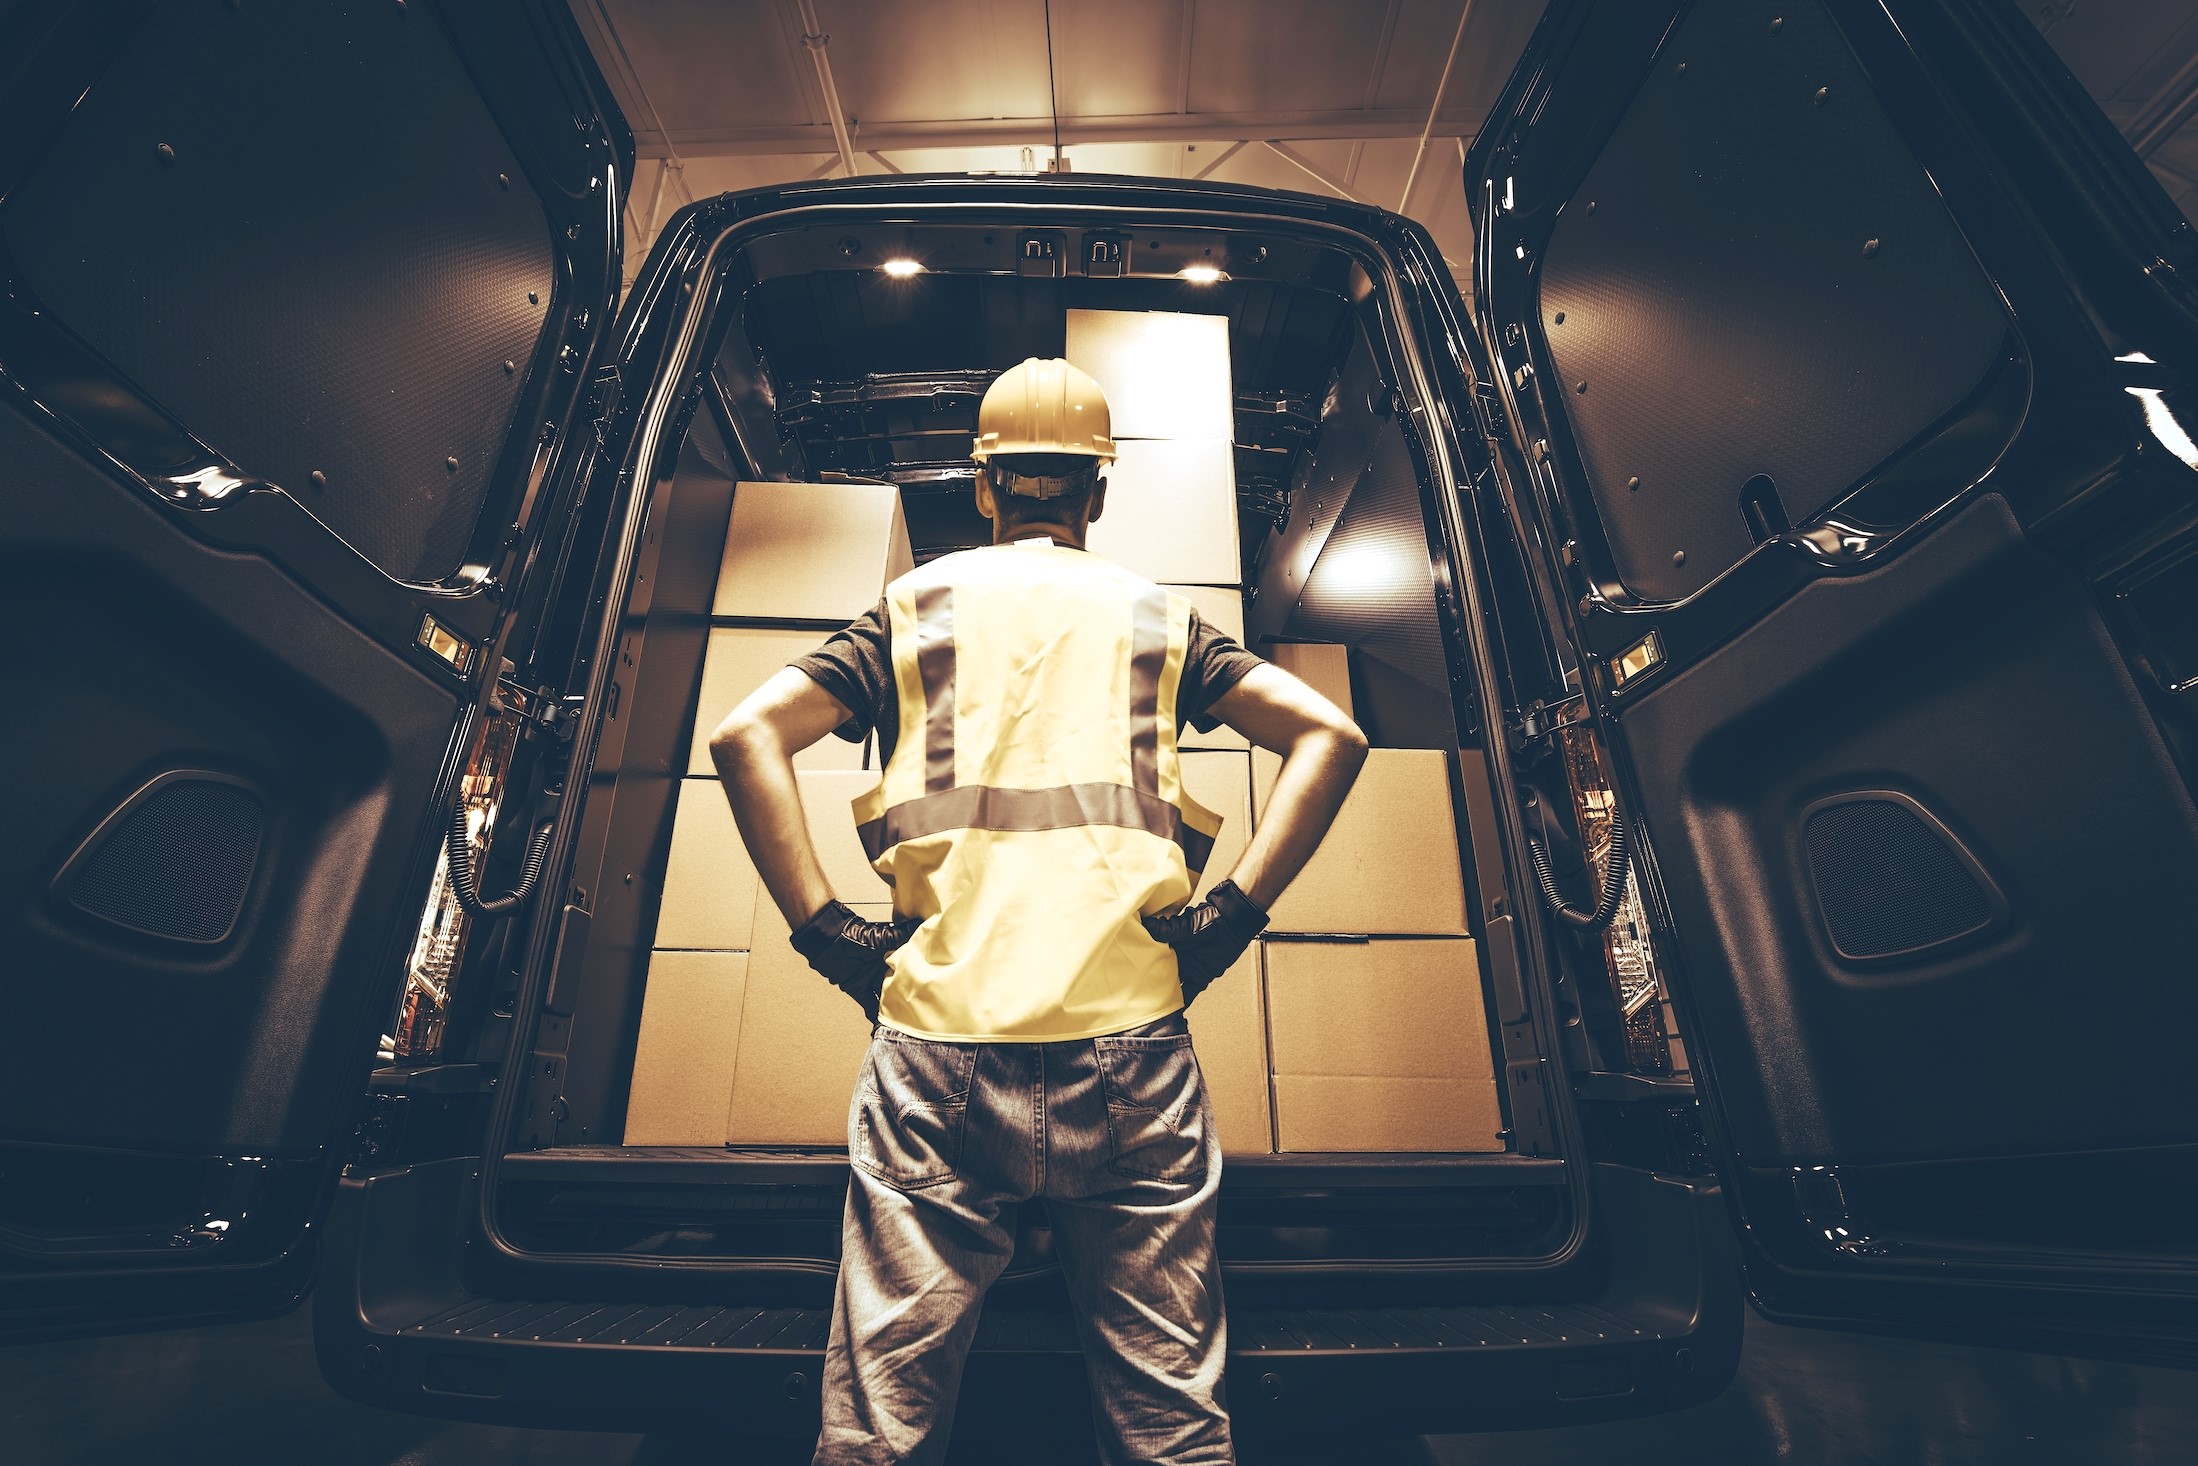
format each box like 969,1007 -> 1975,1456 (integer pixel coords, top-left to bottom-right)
1094,1026 -> 1207,1183
854,1030 -> 977,1190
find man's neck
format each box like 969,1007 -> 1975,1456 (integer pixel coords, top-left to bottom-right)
993,522 -> 1086,550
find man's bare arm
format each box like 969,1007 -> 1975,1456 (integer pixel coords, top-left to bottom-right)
1206,663 -> 1368,910
708,667 -> 856,929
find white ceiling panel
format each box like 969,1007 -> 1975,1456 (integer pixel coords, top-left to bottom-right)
809,0 -> 1053,123
1050,0 -> 1193,119
1187,1 -> 1398,115
589,0 -> 815,135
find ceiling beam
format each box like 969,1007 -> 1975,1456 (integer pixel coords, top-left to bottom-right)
1190,139 -> 1250,181
1400,0 -> 1476,214
1264,141 -> 1365,203
631,106 -> 1488,157
794,0 -> 860,177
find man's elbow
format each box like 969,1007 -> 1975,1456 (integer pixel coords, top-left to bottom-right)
1329,715 -> 1370,770
707,708 -> 771,767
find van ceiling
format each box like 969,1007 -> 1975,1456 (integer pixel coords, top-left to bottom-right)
746,274 -> 1350,396
570,0 -> 2198,299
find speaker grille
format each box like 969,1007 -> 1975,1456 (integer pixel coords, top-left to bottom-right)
1804,797 -> 1994,962
65,778 -> 264,945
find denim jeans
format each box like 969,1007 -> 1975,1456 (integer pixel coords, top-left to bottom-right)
813,1012 -> 1232,1466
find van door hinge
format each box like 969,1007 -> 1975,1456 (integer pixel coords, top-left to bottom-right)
494,674 -> 586,742
1512,693 -> 1585,745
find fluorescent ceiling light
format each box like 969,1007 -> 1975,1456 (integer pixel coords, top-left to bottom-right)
1178,264 -> 1225,283
880,258 -> 925,277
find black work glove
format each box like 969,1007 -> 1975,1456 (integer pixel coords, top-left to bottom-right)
788,899 -> 917,1022
1142,879 -> 1269,1005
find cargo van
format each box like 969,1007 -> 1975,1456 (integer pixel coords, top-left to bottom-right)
4,0 -> 2195,1445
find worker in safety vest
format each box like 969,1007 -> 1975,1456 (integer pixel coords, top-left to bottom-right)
711,356 -> 1367,1466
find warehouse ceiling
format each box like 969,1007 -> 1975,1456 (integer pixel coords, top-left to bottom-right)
570,0 -> 2198,299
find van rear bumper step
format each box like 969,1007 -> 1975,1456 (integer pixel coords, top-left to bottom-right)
318,1158 -> 1738,1436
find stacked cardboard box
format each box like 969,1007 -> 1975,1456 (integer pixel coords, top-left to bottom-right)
1249,745 -> 1501,1152
625,482 -> 907,1146
1070,310 -> 1271,1151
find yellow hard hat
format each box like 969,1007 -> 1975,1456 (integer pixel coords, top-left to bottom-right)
971,357 -> 1118,465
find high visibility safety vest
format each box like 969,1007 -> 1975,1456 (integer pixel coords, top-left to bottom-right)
851,539 -> 1223,1041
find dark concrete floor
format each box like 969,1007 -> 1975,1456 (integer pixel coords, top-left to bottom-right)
2,1298 -> 2191,1465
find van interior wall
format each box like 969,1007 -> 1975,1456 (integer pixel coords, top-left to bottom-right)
553,407 -> 740,1147
545,241 -> 1509,1162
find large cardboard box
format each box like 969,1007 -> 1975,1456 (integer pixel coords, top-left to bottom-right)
1179,749 -> 1251,903
1251,747 -> 1469,935
713,480 -> 913,622
1263,641 -> 1354,720
1186,945 -> 1272,1154
725,900 -> 885,1144
1169,585 -> 1248,750
1087,439 -> 1240,587
657,779 -> 761,951
624,950 -> 749,1145
689,626 -> 868,774
1264,937 -> 1500,1152
1065,308 -> 1233,441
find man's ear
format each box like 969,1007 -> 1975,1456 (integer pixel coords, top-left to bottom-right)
973,468 -> 999,523
1085,470 -> 1107,526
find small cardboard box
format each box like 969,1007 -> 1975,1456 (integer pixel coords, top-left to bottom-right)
657,779 -> 761,951
1168,585 -> 1248,750
1087,439 -> 1240,587
1179,749 -> 1251,903
1186,945 -> 1272,1154
624,950 -> 749,1145
1065,308 -> 1234,441
1264,936 -> 1500,1152
725,901 -> 885,1145
689,626 -> 868,774
1263,641 -> 1353,720
713,480 -> 913,622
1252,747 -> 1468,935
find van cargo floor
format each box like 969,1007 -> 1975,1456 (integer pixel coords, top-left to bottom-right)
321,1158 -> 1739,1433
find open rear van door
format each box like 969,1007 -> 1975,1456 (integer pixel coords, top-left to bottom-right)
0,0 -> 626,1338
1468,0 -> 2198,1365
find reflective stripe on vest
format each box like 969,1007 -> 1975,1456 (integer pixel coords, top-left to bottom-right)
850,541 -> 1221,1041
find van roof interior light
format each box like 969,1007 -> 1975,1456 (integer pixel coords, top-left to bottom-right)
1178,264 -> 1225,283
880,258 -> 925,277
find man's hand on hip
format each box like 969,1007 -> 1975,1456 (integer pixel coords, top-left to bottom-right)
1143,879 -> 1268,1005
790,899 -> 918,1022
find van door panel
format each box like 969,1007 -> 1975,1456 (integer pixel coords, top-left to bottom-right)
1472,0 -> 2198,1361
0,0 -> 626,1338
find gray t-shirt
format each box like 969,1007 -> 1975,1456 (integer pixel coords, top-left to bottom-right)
792,596 -> 1266,764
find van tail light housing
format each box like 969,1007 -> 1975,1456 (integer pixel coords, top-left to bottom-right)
386,707 -> 523,1062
